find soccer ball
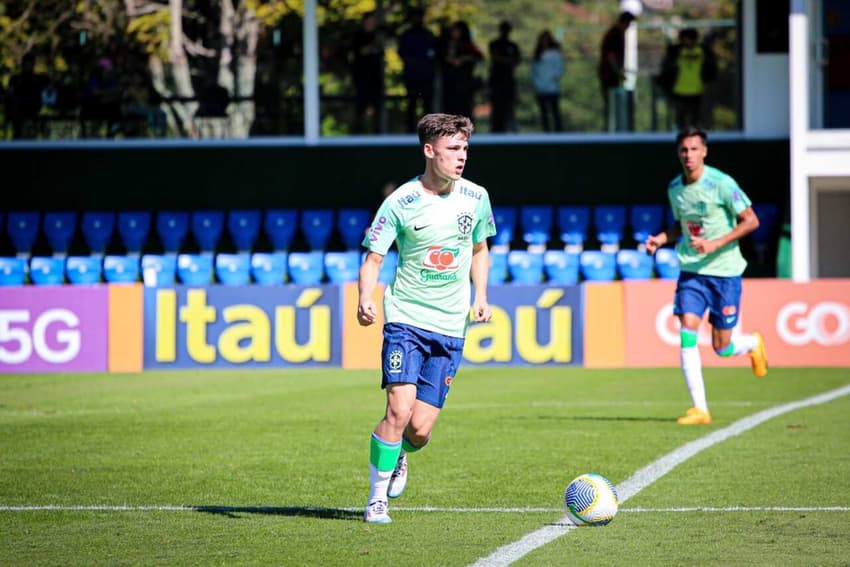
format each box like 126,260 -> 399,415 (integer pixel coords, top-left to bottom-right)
564,473 -> 619,526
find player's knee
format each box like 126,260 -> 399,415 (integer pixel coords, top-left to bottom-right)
385,405 -> 414,429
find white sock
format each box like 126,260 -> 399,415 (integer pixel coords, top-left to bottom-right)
732,333 -> 759,356
681,346 -> 708,412
368,464 -> 392,503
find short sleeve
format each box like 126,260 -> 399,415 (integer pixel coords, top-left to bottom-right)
362,199 -> 399,255
472,192 -> 497,244
721,175 -> 751,216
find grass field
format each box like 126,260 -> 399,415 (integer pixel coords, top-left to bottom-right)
1,366 -> 849,566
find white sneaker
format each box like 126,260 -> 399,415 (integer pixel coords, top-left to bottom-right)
363,499 -> 391,524
387,452 -> 408,499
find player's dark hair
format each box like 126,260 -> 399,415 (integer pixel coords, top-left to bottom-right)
676,126 -> 707,146
417,113 -> 474,145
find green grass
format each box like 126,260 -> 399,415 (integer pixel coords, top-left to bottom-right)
1,367 -> 849,566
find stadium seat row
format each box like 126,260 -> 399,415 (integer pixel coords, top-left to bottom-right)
492,202 -> 779,252
491,248 -> 680,284
0,248 -> 678,287
0,209 -> 374,258
0,251 -> 399,287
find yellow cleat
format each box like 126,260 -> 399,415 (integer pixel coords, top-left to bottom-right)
677,407 -> 712,425
750,332 -> 768,378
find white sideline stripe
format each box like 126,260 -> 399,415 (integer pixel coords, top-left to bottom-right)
470,383 -> 850,567
2,505 -> 848,513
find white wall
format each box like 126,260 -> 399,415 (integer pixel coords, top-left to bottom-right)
743,0 -> 790,137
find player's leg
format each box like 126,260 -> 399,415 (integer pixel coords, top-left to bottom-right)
388,330 -> 464,499
674,273 -> 712,425
365,324 -> 425,523
707,276 -> 768,377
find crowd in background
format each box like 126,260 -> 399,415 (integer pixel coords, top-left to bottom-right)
1,8 -> 718,140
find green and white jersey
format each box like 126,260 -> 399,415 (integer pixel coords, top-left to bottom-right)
668,165 -> 752,277
363,176 -> 496,338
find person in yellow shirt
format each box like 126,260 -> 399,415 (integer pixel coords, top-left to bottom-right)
658,28 -> 717,130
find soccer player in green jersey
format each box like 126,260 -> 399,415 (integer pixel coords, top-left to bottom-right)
357,113 -> 496,523
646,127 -> 768,426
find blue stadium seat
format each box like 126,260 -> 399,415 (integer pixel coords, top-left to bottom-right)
288,251 -> 325,285
103,255 -> 140,283
177,254 -> 214,286
337,208 -> 371,250
557,206 -> 590,251
594,205 -> 627,251
117,211 -> 152,255
301,209 -> 334,251
751,202 -> 779,263
227,209 -> 261,253
6,211 -> 40,257
654,247 -> 681,280
489,250 -> 508,283
508,250 -> 544,284
29,257 -> 65,285
65,256 -> 102,285
630,204 -> 664,245
215,253 -> 251,286
491,206 -> 517,251
377,250 -> 398,285
0,257 -> 27,286
324,251 -> 361,284
544,250 -> 580,285
141,254 -> 177,287
191,210 -> 225,254
156,211 -> 190,254
43,211 -> 77,257
580,250 -> 617,282
616,249 -> 655,280
521,206 -> 553,250
264,209 -> 298,252
251,252 -> 288,285
81,211 -> 115,256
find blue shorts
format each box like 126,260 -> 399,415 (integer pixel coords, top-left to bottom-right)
381,323 -> 465,409
674,271 -> 742,330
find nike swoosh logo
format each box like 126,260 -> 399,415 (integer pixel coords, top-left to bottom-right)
414,225 -> 429,231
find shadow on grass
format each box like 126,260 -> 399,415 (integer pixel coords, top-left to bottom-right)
193,505 -> 362,521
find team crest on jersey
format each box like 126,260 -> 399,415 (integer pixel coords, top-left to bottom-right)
388,349 -> 403,373
457,212 -> 474,235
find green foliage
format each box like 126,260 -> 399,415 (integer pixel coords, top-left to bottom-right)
0,367 -> 848,565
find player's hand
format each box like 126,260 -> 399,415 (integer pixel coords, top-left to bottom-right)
470,301 -> 492,323
357,301 -> 377,326
690,236 -> 718,255
645,232 -> 667,254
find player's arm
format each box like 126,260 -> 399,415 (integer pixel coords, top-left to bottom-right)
357,251 -> 383,326
470,241 -> 492,323
645,222 -> 682,254
691,206 -> 760,255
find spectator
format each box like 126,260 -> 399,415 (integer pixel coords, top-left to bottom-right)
397,7 -> 438,132
488,20 -> 521,133
350,11 -> 385,133
531,30 -> 564,132
439,20 -> 484,119
657,28 -> 718,130
598,11 -> 636,131
81,56 -> 123,137
5,53 -> 48,139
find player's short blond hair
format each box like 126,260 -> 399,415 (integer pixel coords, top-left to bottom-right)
417,113 -> 474,145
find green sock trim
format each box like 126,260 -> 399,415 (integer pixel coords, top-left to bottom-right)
402,435 -> 429,453
715,342 -> 735,357
370,433 -> 401,472
680,328 -> 698,348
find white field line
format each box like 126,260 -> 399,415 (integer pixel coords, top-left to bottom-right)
469,383 -> 850,567
1,505 -> 848,513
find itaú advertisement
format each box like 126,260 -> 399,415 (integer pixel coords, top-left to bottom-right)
144,285 -> 341,369
342,283 -> 583,368
623,279 -> 850,367
0,286 -> 108,373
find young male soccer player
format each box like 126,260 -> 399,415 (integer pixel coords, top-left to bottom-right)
357,113 -> 496,523
645,127 -> 768,425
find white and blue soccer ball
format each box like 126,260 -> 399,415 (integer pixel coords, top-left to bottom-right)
564,473 -> 619,526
